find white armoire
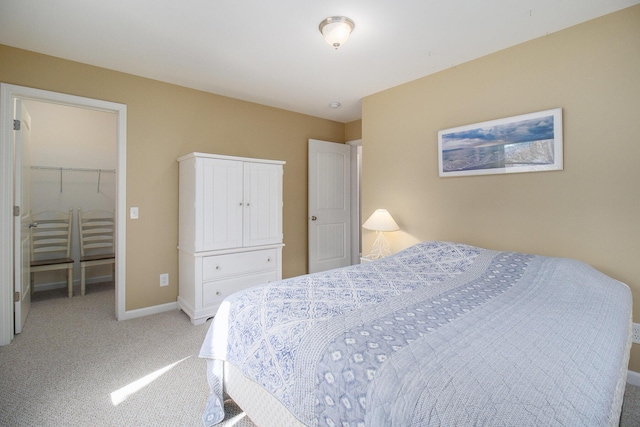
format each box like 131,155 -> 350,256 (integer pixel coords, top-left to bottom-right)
177,152 -> 285,325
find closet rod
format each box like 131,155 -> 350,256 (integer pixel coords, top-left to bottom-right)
30,166 -> 116,193
30,166 -> 116,173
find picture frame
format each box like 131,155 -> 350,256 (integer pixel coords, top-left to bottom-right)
438,108 -> 563,177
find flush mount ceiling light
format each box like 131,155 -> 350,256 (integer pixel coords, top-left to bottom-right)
328,102 -> 342,109
319,16 -> 355,49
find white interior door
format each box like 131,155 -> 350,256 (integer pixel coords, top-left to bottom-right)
14,100 -> 32,334
308,139 -> 351,273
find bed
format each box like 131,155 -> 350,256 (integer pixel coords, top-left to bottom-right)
199,241 -> 632,426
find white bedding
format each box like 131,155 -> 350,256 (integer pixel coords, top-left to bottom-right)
200,241 -> 632,426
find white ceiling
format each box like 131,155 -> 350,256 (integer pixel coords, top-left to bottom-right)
1,0 -> 637,123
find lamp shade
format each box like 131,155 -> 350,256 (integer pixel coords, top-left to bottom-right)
319,16 -> 355,49
362,209 -> 399,232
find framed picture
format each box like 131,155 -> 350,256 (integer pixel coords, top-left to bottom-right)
438,108 -> 563,177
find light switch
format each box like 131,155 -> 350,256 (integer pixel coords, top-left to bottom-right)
130,207 -> 139,219
160,273 -> 169,287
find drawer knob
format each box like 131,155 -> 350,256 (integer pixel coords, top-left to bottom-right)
216,291 -> 221,296
267,257 -> 271,262
215,266 -> 220,270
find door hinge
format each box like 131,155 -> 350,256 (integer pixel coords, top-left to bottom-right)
14,206 -> 20,217
13,120 -> 20,131
14,291 -> 20,302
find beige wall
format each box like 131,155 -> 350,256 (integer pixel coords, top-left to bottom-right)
345,119 -> 362,141
1,44 -> 345,311
362,5 -> 640,369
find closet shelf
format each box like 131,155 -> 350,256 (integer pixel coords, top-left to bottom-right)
31,165 -> 116,193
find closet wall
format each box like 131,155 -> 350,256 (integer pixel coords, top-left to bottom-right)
26,100 -> 117,291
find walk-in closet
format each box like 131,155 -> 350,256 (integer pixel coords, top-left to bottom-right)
25,100 -> 117,299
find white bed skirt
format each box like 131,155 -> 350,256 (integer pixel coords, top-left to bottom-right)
223,361 -> 305,426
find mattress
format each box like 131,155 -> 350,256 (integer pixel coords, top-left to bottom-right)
199,241 -> 632,426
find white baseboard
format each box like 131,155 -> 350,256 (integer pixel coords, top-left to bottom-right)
32,282 -> 68,292
628,370 -> 640,387
119,301 -> 179,321
34,277 -> 181,322
33,275 -> 113,293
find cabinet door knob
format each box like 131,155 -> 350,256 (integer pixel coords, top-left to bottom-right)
215,266 -> 220,270
239,202 -> 243,206
267,257 -> 271,262
216,291 -> 220,296
246,202 -> 250,207
311,216 -> 317,221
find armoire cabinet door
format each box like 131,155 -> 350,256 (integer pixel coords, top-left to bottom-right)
198,157 -> 244,251
243,162 -> 283,247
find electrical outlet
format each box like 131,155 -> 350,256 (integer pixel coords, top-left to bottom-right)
632,323 -> 640,344
159,273 -> 169,287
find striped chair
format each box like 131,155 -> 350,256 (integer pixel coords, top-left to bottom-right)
78,209 -> 115,295
30,209 -> 74,298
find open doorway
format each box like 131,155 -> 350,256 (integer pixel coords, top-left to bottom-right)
0,83 -> 127,346
25,100 -> 117,300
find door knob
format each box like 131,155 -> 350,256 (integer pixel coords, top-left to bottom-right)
311,216 -> 317,221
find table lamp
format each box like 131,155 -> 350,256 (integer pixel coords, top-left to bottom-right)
362,209 -> 400,260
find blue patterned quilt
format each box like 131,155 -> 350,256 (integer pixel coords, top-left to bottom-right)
199,241 -> 632,426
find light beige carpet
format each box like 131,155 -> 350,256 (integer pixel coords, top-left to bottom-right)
622,382 -> 640,427
0,283 -> 218,427
1,282 -> 639,426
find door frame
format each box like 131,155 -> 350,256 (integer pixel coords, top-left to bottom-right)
0,83 -> 127,345
347,139 -> 362,265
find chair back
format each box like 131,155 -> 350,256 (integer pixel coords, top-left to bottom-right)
30,209 -> 73,261
78,209 -> 115,258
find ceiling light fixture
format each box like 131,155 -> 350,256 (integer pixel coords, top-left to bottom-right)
319,16 -> 355,49
328,102 -> 341,109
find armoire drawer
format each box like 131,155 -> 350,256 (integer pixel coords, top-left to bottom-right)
202,249 -> 277,281
202,271 -> 278,308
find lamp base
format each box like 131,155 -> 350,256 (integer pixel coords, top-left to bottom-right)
363,231 -> 391,260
